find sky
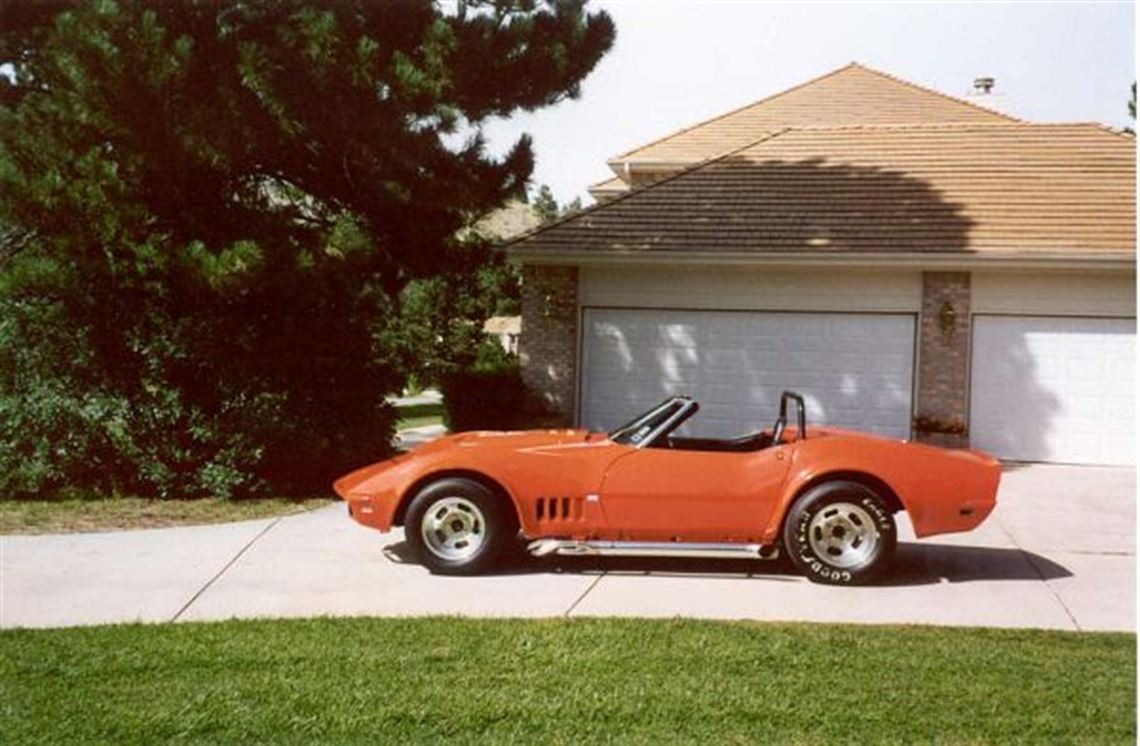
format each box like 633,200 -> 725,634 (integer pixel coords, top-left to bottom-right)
481,0 -> 1136,204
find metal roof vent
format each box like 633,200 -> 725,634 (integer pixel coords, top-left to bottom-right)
972,76 -> 995,95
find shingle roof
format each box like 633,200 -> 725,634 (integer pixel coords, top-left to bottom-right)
610,63 -> 1018,166
515,123 -> 1135,256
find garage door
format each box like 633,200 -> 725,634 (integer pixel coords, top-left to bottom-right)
581,309 -> 916,439
970,316 -> 1136,465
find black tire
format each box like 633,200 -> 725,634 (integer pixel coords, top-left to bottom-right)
783,480 -> 897,585
404,477 -> 515,575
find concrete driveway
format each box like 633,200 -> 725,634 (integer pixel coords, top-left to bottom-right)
1,464 -> 1133,631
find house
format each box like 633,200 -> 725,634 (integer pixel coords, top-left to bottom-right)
507,63 -> 1136,466
483,315 -> 521,355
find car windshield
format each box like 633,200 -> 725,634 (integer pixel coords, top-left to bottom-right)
608,398 -> 687,446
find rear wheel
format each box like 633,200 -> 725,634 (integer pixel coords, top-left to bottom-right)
783,480 -> 896,585
405,478 -> 515,575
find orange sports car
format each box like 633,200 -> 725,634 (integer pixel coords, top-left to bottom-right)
334,392 -> 1001,585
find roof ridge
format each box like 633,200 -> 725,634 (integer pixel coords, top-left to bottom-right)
850,62 -> 1023,124
606,63 -> 860,165
507,128 -> 795,249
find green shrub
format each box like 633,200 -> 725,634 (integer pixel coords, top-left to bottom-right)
440,343 -> 525,432
0,269 -> 399,501
0,293 -> 261,500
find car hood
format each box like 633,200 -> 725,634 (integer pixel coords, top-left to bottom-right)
411,428 -> 593,455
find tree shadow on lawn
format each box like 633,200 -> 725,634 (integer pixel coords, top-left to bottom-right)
381,539 -> 1071,587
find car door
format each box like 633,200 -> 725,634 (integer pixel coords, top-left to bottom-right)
597,443 -> 792,541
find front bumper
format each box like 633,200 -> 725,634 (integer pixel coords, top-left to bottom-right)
344,498 -> 394,531
333,459 -> 404,532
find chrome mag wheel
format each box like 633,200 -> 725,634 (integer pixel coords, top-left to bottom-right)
807,501 -> 881,570
420,496 -> 487,561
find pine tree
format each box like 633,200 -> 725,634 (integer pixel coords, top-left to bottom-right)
0,0 -> 614,498
531,184 -> 562,224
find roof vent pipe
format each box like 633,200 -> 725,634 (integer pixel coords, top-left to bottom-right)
973,76 -> 995,95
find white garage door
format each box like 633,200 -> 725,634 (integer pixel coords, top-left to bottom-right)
970,316 -> 1136,465
581,309 -> 916,439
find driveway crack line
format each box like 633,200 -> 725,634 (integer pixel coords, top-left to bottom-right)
564,572 -> 605,617
995,515 -> 1082,632
171,517 -> 282,622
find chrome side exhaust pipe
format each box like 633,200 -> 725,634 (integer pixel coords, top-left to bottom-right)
527,539 -> 779,561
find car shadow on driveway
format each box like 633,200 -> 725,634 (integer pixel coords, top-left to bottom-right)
381,540 -> 1071,587
880,543 -> 1071,586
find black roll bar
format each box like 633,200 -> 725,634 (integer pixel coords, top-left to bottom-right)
774,391 -> 807,443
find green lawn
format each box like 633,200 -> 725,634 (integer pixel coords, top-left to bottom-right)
0,497 -> 331,534
395,401 -> 444,431
1,618 -> 1133,744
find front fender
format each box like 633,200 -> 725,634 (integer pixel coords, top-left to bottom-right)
335,449 -> 529,533
334,435 -> 630,537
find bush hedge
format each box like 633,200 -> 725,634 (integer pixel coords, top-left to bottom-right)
440,345 -> 526,432
0,288 -> 400,501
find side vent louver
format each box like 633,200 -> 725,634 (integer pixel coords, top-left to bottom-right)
535,496 -> 583,522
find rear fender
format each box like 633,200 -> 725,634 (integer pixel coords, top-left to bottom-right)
766,438 -> 1001,542
765,457 -> 911,544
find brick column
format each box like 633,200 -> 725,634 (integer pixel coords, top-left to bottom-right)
519,265 -> 579,425
915,272 -> 971,448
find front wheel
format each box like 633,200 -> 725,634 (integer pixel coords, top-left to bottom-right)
783,480 -> 897,585
405,478 -> 515,575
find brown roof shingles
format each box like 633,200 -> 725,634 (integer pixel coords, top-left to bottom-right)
610,63 -> 1018,166
518,123 -> 1135,255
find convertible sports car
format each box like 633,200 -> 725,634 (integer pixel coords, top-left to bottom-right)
334,392 -> 1001,585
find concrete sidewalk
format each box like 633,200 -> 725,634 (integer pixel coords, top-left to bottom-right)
1,464 -> 1134,631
